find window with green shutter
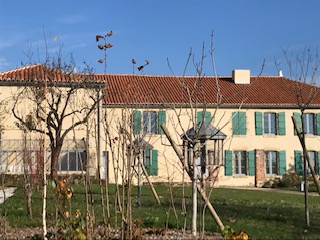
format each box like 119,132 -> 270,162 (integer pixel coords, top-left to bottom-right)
197,111 -> 211,124
144,149 -> 158,176
232,112 -> 246,135
255,112 -> 286,136
224,150 -> 233,176
265,150 -> 286,175
134,110 -> 166,135
293,112 -> 320,136
294,150 -> 303,175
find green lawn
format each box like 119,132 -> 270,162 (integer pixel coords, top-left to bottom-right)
1,182 -> 320,239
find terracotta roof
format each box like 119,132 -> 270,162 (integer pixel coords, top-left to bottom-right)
0,64 -> 104,84
102,74 -> 320,108
1,65 -> 320,108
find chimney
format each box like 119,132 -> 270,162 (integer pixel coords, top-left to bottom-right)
232,69 -> 250,84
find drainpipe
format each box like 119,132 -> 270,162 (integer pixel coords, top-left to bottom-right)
97,88 -> 102,179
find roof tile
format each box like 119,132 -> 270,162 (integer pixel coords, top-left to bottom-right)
1,65 -> 320,107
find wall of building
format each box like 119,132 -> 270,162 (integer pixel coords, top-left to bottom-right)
104,106 -> 320,187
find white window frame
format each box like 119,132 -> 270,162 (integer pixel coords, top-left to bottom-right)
303,113 -> 315,135
265,151 -> 278,175
264,112 -> 277,135
58,150 -> 87,172
234,151 -> 247,175
143,111 -> 157,134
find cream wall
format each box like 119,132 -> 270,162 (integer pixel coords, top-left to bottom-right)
0,85 -> 101,175
104,106 -> 320,187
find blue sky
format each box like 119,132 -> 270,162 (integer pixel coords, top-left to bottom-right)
0,0 -> 320,77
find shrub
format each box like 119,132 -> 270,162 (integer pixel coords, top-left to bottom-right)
273,172 -> 301,188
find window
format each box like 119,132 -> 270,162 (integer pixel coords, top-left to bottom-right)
224,150 -> 255,176
294,150 -> 320,175
304,113 -> 315,134
265,150 -> 286,175
307,151 -> 317,175
143,149 -> 158,176
234,151 -> 247,175
133,110 -> 166,135
293,112 -> 320,135
255,112 -> 286,135
264,113 -> 276,134
143,111 -> 157,134
265,151 -> 278,175
59,150 -> 87,172
232,112 -> 246,135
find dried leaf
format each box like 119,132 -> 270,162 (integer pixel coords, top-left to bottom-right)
105,43 -> 113,48
107,30 -> 113,37
96,35 -> 103,42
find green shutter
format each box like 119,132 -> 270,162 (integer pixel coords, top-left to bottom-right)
133,110 -> 141,134
205,111 -> 211,123
293,112 -> 301,136
318,151 -> 320,175
316,113 -> 320,135
225,150 -> 233,176
158,110 -> 166,135
144,149 -> 151,166
255,112 -> 263,135
248,150 -> 255,176
232,112 -> 238,134
232,112 -> 246,135
279,150 -> 286,175
278,112 -> 286,136
294,150 -> 303,175
150,150 -> 158,176
197,111 -> 211,124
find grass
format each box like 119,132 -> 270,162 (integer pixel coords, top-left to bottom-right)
1,181 -> 320,239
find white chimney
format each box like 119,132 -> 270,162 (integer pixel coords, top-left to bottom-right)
232,69 -> 250,84
278,70 -> 283,77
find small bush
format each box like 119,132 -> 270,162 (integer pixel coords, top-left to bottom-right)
273,172 -> 301,188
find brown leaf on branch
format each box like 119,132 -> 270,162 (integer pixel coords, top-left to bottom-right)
105,43 -> 113,48
137,65 -> 144,71
98,44 -> 104,50
96,35 -> 104,42
107,30 -> 113,37
132,59 -> 136,64
98,59 -> 104,63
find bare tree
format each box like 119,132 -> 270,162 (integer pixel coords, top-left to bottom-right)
277,47 -> 320,229
12,59 -> 104,181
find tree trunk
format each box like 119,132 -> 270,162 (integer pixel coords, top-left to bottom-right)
50,144 -> 62,181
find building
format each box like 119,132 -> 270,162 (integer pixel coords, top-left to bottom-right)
0,65 -> 319,186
